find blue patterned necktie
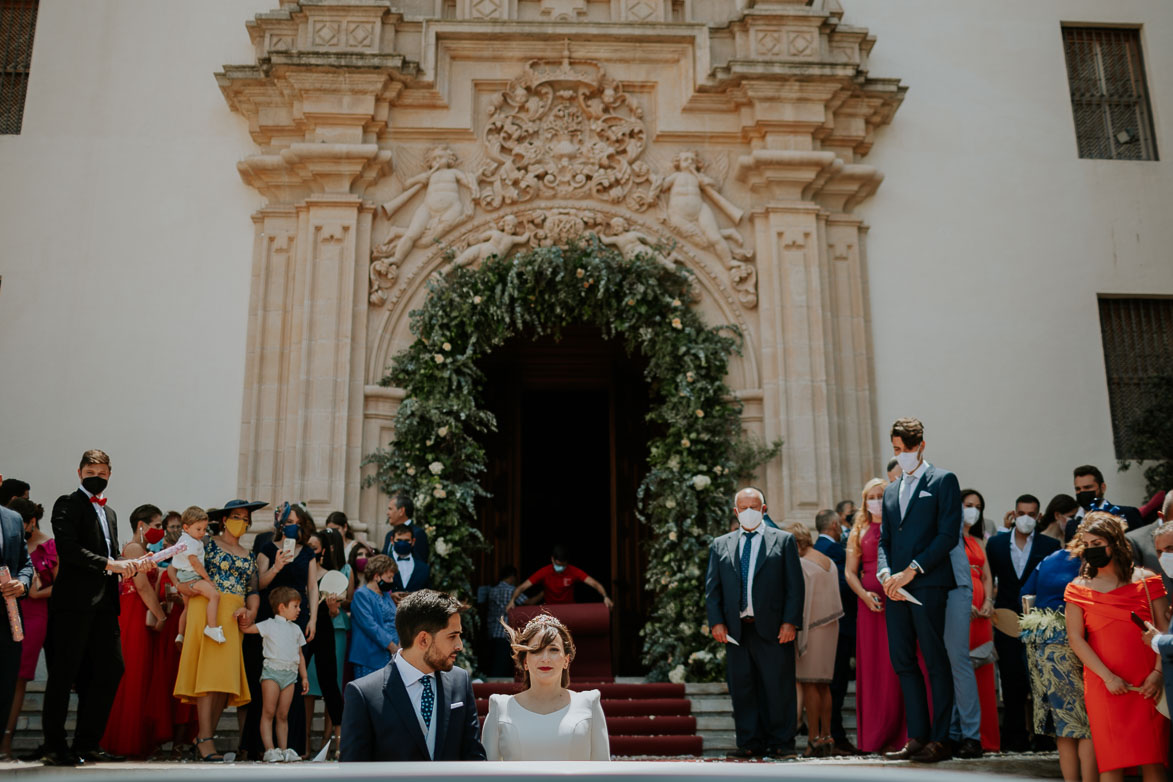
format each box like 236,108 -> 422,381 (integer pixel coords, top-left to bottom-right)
739,531 -> 756,612
420,674 -> 434,730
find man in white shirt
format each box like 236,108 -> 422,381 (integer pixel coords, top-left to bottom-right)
341,589 -> 485,762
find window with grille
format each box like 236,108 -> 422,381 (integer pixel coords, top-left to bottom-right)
0,0 -> 37,135
1062,26 -> 1158,161
1098,298 -> 1173,459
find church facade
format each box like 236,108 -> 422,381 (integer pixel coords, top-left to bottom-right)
1,0 -> 1170,557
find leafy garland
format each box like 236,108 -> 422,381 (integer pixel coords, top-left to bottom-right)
367,238 -> 779,681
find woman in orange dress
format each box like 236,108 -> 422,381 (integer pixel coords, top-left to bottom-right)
1065,512 -> 1169,782
962,531 -> 999,751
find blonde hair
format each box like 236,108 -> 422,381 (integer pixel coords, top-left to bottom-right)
847,478 -> 888,555
785,522 -> 813,552
180,506 -> 209,527
501,613 -> 576,688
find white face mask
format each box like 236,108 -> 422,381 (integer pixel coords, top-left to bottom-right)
895,449 -> 921,475
962,506 -> 981,527
737,508 -> 763,531
866,499 -> 883,517
1160,552 -> 1173,578
1014,515 -> 1037,535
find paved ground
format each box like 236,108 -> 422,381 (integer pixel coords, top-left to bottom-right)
0,752 -> 1062,778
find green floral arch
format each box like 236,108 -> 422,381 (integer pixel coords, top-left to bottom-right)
368,238 -> 778,681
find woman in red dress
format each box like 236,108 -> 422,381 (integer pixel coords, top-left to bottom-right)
100,505 -> 169,758
962,529 -> 999,751
145,567 -> 198,753
1065,512 -> 1169,782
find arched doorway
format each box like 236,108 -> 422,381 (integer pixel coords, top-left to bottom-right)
473,326 -> 653,676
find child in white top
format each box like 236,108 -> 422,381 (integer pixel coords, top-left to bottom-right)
172,506 -> 225,644
243,586 -> 308,763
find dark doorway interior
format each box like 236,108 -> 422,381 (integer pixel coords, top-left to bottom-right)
473,326 -> 652,675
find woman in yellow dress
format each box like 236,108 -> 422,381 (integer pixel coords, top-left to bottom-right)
172,499 -> 266,762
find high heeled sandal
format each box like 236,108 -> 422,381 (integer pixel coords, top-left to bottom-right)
192,737 -> 225,762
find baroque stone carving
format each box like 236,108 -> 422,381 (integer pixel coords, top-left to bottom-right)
653,150 -> 756,307
376,145 -> 479,267
476,45 -> 660,214
451,215 -> 532,269
540,0 -> 587,20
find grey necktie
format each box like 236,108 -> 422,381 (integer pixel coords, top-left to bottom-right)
899,475 -> 915,517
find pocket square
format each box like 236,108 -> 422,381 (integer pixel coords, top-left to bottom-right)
450,701 -> 463,709
918,490 -> 932,498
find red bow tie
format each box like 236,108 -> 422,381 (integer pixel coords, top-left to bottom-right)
90,496 -> 107,507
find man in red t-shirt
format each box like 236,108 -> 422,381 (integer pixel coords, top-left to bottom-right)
510,545 -> 613,609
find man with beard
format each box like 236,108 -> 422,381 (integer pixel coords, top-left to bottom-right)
340,589 -> 485,762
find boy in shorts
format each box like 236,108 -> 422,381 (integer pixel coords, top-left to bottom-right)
244,586 -> 308,762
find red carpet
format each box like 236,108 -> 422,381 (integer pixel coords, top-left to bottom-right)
474,681 -> 702,757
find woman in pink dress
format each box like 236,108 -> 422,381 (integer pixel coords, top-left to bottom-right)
1,499 -> 54,759
844,477 -> 908,754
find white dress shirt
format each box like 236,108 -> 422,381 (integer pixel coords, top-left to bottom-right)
1009,531 -> 1034,578
394,651 -> 438,758
397,554 -> 416,586
737,526 -> 763,618
899,460 -> 929,518
79,484 -> 113,558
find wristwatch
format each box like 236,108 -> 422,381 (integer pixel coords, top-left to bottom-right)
909,560 -> 924,575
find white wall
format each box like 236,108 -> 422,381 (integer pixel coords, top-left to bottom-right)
0,1 -> 270,539
855,0 -> 1173,519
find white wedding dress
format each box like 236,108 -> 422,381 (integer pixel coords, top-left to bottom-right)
482,689 -> 611,761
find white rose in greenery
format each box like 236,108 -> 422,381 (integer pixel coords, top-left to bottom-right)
429,461 -> 444,475
434,538 -> 451,557
665,498 -> 677,509
695,409 -> 704,418
679,622 -> 693,635
425,525 -> 436,536
668,531 -> 677,541
576,268 -> 585,278
473,295 -> 482,304
692,474 -> 711,490
433,486 -> 447,499
713,465 -> 723,475
667,456 -> 681,470
700,623 -> 709,636
672,299 -> 682,307
680,438 -> 690,449
671,318 -> 683,330
668,665 -> 686,684
438,426 -> 449,437
442,342 -> 452,351
406,466 -> 416,476
434,354 -> 445,364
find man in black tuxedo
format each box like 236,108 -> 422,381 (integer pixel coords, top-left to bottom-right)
1064,464 -> 1143,539
877,418 -> 960,763
340,589 -> 485,762
705,487 -> 805,759
389,524 -> 431,601
988,493 -> 1061,751
383,491 -> 430,562
41,450 -> 151,766
0,496 -> 33,745
813,508 -> 859,755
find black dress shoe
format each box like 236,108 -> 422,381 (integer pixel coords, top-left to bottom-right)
956,738 -> 983,759
726,747 -> 758,759
883,738 -> 926,760
766,744 -> 798,760
41,750 -> 82,766
910,741 -> 953,763
78,749 -> 125,763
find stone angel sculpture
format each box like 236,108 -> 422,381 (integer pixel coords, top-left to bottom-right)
597,217 -> 675,271
379,145 -> 480,265
451,215 -> 532,269
653,149 -> 751,269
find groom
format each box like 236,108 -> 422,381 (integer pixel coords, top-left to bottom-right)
340,589 -> 485,762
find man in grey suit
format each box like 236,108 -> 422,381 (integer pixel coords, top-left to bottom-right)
1127,492 -> 1173,599
340,590 -> 485,762
705,487 -> 804,759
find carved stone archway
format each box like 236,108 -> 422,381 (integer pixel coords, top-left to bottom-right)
217,0 -> 905,541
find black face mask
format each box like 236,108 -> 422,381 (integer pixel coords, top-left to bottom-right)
377,579 -> 395,593
1075,490 -> 1099,510
81,475 -> 108,495
1083,546 -> 1112,569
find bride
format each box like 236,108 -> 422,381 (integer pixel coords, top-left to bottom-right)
481,614 -> 610,761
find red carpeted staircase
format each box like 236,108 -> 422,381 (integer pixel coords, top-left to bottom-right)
474,681 -> 703,757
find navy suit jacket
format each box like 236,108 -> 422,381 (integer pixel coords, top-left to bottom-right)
391,556 -> 430,592
813,534 -> 855,636
878,465 -> 961,592
986,532 -> 1060,612
705,524 -> 804,643
340,660 -> 485,762
50,490 -> 120,614
0,504 -> 33,595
